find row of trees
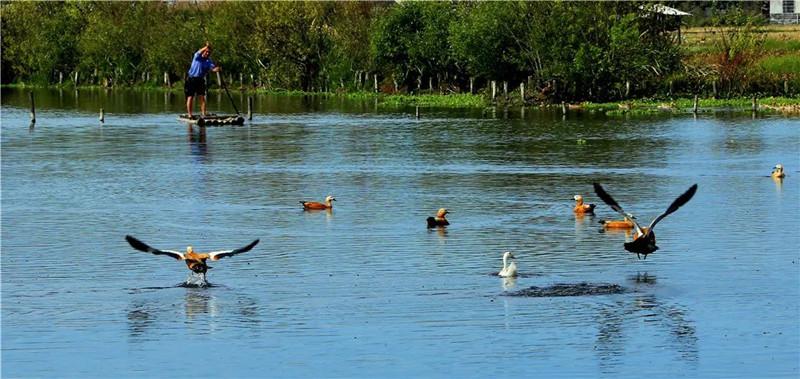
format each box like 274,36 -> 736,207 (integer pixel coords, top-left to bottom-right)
0,1 -> 774,101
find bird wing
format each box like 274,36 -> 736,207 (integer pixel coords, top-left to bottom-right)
646,184 -> 698,233
593,183 -> 645,235
125,235 -> 185,260
206,239 -> 260,261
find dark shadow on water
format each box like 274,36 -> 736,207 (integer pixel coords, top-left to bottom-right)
504,282 -> 626,297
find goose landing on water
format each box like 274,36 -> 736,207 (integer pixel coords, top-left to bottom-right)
498,252 -> 518,278
593,183 -> 698,260
125,235 -> 259,282
300,195 -> 335,210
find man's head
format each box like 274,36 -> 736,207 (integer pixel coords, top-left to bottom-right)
201,47 -> 211,58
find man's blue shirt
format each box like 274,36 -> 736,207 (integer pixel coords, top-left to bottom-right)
187,50 -> 216,78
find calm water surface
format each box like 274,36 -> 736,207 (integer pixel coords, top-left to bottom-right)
2,89 -> 799,378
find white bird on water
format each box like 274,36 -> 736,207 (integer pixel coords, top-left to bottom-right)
498,251 -> 518,278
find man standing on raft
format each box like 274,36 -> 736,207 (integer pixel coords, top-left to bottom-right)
185,42 -> 221,118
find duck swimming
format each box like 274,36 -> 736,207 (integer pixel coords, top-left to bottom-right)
426,208 -> 450,228
300,195 -> 335,210
498,251 -> 518,278
125,235 -> 259,281
573,195 -> 596,214
599,217 -> 635,229
593,183 -> 698,259
771,164 -> 785,179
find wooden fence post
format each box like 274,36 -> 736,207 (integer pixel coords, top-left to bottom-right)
59,71 -> 63,86
503,81 -> 508,97
29,92 -> 36,123
752,96 -> 758,112
469,77 -> 474,94
74,71 -> 79,86
415,106 -> 420,119
520,82 -> 525,102
373,74 -> 378,93
693,95 -> 698,113
247,96 -> 253,121
561,101 -> 567,116
625,80 -> 631,98
99,108 -> 104,123
491,81 -> 496,100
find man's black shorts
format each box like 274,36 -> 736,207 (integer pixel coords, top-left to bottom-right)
184,76 -> 207,97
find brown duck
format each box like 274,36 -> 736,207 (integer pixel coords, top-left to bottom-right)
300,195 -> 335,210
593,183 -> 697,259
125,235 -> 259,281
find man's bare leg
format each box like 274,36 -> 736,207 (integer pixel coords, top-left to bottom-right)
186,96 -> 194,118
199,95 -> 207,116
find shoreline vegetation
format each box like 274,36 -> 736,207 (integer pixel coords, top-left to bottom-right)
4,83 -> 798,116
3,2 -> 799,114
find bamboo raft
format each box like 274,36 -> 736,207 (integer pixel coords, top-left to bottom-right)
178,114 -> 245,126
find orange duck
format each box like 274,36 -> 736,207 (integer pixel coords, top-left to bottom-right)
426,208 -> 450,228
573,195 -> 596,214
125,235 -> 259,281
300,195 -> 335,210
599,217 -> 635,230
771,164 -> 785,179
593,183 -> 697,259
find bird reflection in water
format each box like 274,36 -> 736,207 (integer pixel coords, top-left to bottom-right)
184,287 -> 219,320
501,276 -> 517,291
772,175 -> 783,193
594,273 -> 698,373
188,125 -> 209,163
126,301 -> 155,339
574,212 -> 593,233
126,287 -> 262,339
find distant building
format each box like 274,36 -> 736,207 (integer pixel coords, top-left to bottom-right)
770,0 -> 799,23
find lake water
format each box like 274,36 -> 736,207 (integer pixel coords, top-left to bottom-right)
2,88 -> 799,378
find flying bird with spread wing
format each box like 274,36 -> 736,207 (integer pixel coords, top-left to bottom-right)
592,183 -> 697,259
125,235 -> 259,281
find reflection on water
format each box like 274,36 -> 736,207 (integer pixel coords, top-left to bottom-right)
595,274 -> 698,373
501,276 -> 517,291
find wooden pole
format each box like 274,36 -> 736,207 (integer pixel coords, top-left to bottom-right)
625,81 -> 630,98
415,106 -> 420,119
491,81 -> 496,100
561,101 -> 567,116
74,71 -> 79,85
373,74 -> 378,93
752,96 -> 758,112
247,96 -> 253,121
99,108 -> 104,123
469,77 -> 474,94
29,92 -> 36,123
59,71 -> 63,86
503,81 -> 508,97
216,71 -> 222,87
693,95 -> 698,113
520,82 -> 525,102
428,76 -> 433,91
712,81 -> 717,98
785,79 -> 789,94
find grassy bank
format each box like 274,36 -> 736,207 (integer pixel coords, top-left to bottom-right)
4,83 -> 799,115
